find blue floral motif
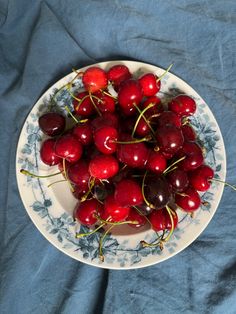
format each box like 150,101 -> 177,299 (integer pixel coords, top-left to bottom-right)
17,64 -> 225,268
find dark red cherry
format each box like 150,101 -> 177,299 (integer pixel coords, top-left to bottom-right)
89,155 -> 119,179
135,203 -> 154,215
149,208 -> 178,231
72,122 -> 93,146
118,79 -> 143,116
82,66 -> 108,93
156,125 -> 184,155
91,112 -> 119,131
175,187 -> 201,212
181,124 -> 197,141
166,169 -> 189,192
114,179 -> 143,206
103,195 -> 130,222
142,96 -> 163,116
144,175 -> 171,209
107,64 -> 132,89
72,185 -> 89,200
177,142 -> 204,171
138,73 -> 161,96
188,165 -> 214,191
54,134 -> 83,163
73,91 -> 95,117
40,139 -> 61,166
67,160 -> 90,188
93,126 -> 118,154
169,95 -> 196,117
94,91 -> 116,113
126,208 -> 147,228
157,111 -> 182,128
75,199 -> 103,226
38,112 -> 65,136
146,151 -> 167,174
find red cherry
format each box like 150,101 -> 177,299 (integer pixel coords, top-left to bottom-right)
54,134 -> 83,163
107,64 -> 132,89
72,122 -> 93,146
91,112 -> 119,131
72,185 -> 89,200
165,209 -> 179,230
103,195 -> 130,222
177,142 -> 204,171
38,112 -> 65,136
75,199 -> 103,226
181,124 -> 197,141
135,117 -> 151,137
157,111 -> 182,128
114,179 -> 143,206
117,136 -> 149,168
73,92 -> 95,117
146,151 -> 167,174
156,125 -> 184,155
169,95 -> 196,117
118,79 -> 143,116
40,139 -> 61,166
175,187 -> 201,212
94,91 -> 116,113
89,155 -> 119,179
142,96 -> 163,116
82,66 -> 108,93
166,169 -> 189,192
138,73 -> 160,97
67,160 -> 90,188
149,208 -> 178,231
188,165 -> 214,192
93,126 -> 118,154
126,208 -> 146,228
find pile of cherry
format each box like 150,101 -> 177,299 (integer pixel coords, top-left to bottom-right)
22,64 -> 217,261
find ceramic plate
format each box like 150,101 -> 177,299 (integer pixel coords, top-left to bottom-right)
16,61 -> 226,269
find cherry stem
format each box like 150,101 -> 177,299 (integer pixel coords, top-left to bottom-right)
99,224 -> 115,262
100,89 -> 117,100
210,178 -> 236,191
140,231 -> 166,249
89,91 -> 102,116
95,215 -> 139,226
114,135 -> 152,145
132,103 -> 156,138
133,104 -> 156,137
163,205 -> 174,242
47,179 -> 67,188
163,166 -> 178,175
75,222 -> 106,238
64,105 -> 80,123
156,63 -> 173,83
141,171 -> 155,209
71,69 -> 84,77
163,156 -> 186,174
63,158 -> 74,192
80,177 -> 95,202
20,169 -> 62,178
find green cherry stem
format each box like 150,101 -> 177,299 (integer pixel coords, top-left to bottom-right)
133,104 -> 156,137
163,156 -> 186,174
163,205 -> 174,242
20,169 -> 62,178
47,179 -> 67,188
75,223 -> 106,238
64,105 -> 80,123
141,171 -> 155,209
80,177 -> 95,202
88,91 -> 102,116
100,89 -> 117,100
156,63 -> 173,83
114,135 -> 152,145
99,224 -> 115,262
210,178 -> 236,191
132,103 -> 156,137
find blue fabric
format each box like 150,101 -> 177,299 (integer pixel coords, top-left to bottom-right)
1,0 -> 236,313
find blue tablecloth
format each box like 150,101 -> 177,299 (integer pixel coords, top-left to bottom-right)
1,1 -> 236,313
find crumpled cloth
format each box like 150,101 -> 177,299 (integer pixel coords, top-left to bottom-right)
1,1 -> 236,313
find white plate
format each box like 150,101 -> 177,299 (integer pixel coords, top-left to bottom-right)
16,61 -> 226,269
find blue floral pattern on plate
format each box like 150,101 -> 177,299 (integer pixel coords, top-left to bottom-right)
16,61 -> 226,269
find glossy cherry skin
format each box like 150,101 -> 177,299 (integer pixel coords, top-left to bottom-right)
126,208 -> 147,228
75,199 -> 103,226
67,160 -> 90,188
135,117 -> 151,137
149,208 -> 178,231
38,112 -> 65,136
188,165 -> 214,191
103,195 -> 130,222
166,169 -> 189,192
93,126 -> 118,154
138,73 -> 160,97
40,139 -> 61,166
181,124 -> 197,141
175,187 -> 201,212
54,134 -> 83,163
142,96 -> 163,116
156,125 -> 184,155
169,95 -> 196,117
107,64 -> 132,89
91,112 -> 119,131
89,154 -> 119,179
135,203 -> 154,215
117,134 -> 149,168
82,66 -> 108,93
72,185 -> 89,200
93,91 -> 116,113
73,91 -> 95,117
144,176 -> 171,209
114,179 -> 143,206
157,111 -> 182,128
72,122 -> 93,146
178,142 -> 204,171
118,79 -> 143,116
146,151 -> 167,174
